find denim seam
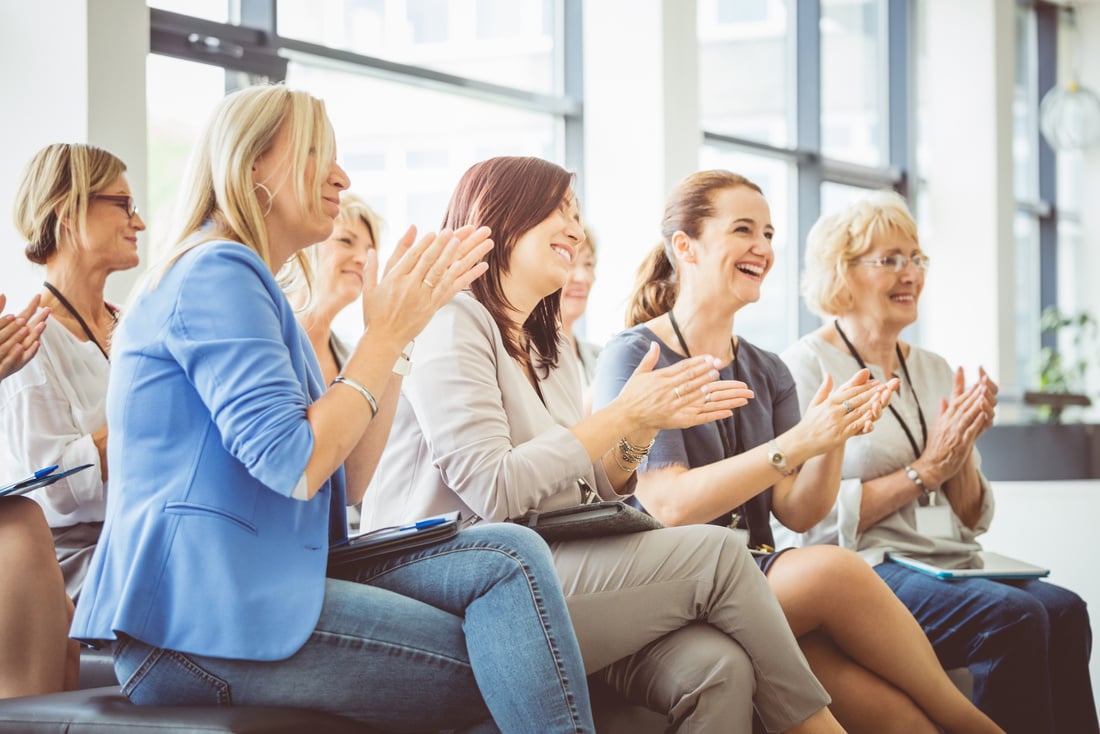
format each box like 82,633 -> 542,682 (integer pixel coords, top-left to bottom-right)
359,543 -> 587,733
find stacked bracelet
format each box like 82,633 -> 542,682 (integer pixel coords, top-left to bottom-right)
613,435 -> 655,472
332,375 -> 379,417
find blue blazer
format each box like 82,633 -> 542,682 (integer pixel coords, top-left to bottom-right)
71,241 -> 348,661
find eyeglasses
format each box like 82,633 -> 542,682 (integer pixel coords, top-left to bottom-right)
852,253 -> 930,272
90,194 -> 138,219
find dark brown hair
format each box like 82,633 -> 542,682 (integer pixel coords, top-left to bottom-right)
442,156 -> 574,370
626,170 -> 764,326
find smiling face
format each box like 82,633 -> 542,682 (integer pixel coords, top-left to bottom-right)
681,185 -> 774,311
81,173 -> 144,273
252,120 -> 350,256
314,215 -> 374,310
560,240 -> 595,329
507,191 -> 586,303
843,232 -> 925,331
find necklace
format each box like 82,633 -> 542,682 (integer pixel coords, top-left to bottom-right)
666,310 -> 775,553
832,320 -> 927,460
42,281 -> 117,361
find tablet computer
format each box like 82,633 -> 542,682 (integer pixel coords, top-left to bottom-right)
0,464 -> 96,498
327,511 -> 461,576
886,551 -> 1050,580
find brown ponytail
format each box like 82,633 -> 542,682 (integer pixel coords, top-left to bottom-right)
626,242 -> 678,327
625,169 -> 765,328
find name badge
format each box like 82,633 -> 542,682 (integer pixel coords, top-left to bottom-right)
915,503 -> 958,540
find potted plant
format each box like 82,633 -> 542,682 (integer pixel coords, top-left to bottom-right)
1024,306 -> 1098,422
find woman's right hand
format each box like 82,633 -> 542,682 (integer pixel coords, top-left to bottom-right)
0,293 -> 49,382
913,367 -> 994,486
613,342 -> 754,431
360,225 -> 493,347
793,369 -> 897,455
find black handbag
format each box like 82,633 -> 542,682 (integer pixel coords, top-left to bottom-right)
510,500 -> 664,542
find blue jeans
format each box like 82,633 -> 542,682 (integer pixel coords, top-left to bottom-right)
113,524 -> 594,733
876,562 -> 1097,734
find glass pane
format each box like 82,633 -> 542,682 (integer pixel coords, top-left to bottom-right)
1015,212 -> 1041,390
146,55 -> 228,256
148,0 -> 231,23
698,0 -> 791,146
821,180 -> 875,215
699,146 -> 795,352
820,0 -> 886,166
286,58 -> 558,260
1013,5 -> 1038,201
276,0 -> 559,94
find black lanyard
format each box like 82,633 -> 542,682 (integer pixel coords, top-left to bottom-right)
833,320 -> 927,461
43,281 -> 116,361
667,311 -> 775,551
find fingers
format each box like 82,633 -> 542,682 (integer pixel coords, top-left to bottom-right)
16,293 -> 42,322
951,366 -> 965,399
700,380 -> 755,409
0,294 -> 6,313
433,229 -> 493,299
630,342 -> 662,377
808,374 -> 834,407
382,225 -> 419,276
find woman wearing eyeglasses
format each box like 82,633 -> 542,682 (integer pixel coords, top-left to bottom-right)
0,143 -> 144,599
780,190 -> 1097,734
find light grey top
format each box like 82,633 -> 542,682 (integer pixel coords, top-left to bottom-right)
776,333 -> 995,566
363,292 -> 628,529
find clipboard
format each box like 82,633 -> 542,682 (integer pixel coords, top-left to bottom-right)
327,511 -> 461,577
886,551 -> 1050,580
0,464 -> 96,498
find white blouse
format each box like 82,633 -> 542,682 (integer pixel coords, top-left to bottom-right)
776,333 -> 995,566
0,319 -> 108,526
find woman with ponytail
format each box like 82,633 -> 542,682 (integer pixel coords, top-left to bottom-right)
593,170 -> 1004,734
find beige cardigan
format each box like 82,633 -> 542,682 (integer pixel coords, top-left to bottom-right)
362,292 -> 628,529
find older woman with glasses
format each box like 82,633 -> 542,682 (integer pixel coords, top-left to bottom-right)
779,189 -> 1097,734
0,143 -> 144,600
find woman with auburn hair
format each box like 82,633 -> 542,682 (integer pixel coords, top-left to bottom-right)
70,85 -> 597,733
1,142 -> 144,600
594,169 -> 1003,734
367,156 -> 846,734
781,189 -> 1096,734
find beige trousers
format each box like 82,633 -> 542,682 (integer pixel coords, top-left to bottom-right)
552,524 -> 828,733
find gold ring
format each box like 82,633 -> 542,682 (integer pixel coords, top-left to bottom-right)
704,392 -> 712,403
843,399 -> 853,413
674,386 -> 683,399
422,278 -> 437,289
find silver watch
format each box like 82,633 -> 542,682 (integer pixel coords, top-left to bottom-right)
392,341 -> 414,376
767,439 -> 795,477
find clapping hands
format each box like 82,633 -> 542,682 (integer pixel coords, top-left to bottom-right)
0,293 -> 49,382
917,366 -> 998,486
795,369 -> 899,455
360,225 -> 493,344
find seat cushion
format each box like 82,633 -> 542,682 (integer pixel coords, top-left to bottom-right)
0,686 -> 377,733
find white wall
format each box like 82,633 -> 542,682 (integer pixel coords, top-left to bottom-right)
982,480 -> 1100,708
580,0 -> 700,345
918,0 -> 1018,386
0,0 -> 148,307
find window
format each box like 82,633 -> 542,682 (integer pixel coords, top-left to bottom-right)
820,0 -> 887,166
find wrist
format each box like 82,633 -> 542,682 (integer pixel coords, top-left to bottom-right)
908,458 -> 939,491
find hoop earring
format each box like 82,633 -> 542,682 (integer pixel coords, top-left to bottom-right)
254,182 -> 274,218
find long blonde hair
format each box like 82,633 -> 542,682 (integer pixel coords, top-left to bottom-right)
148,83 -> 334,290
14,143 -> 126,264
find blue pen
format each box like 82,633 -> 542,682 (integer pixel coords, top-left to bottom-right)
399,517 -> 448,531
33,465 -> 59,479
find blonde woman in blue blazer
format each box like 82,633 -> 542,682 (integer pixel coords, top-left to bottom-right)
69,84 -> 596,733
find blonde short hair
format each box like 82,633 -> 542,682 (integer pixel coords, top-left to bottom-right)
149,83 -> 334,290
14,143 -> 127,264
336,193 -> 383,249
801,189 -> 919,317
